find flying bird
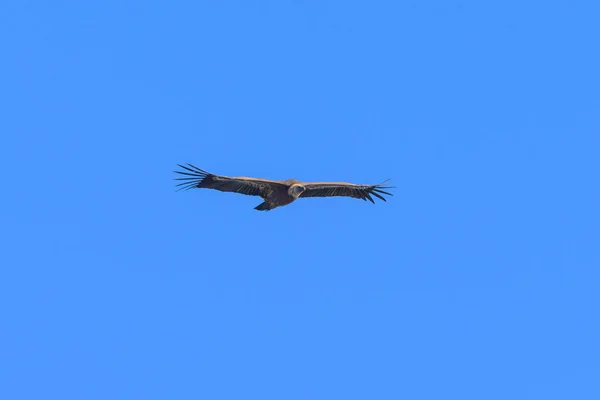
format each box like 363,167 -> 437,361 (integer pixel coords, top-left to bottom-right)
174,163 -> 394,211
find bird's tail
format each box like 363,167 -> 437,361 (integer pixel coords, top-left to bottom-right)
254,202 -> 272,211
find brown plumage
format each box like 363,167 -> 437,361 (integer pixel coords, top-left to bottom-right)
174,163 -> 394,211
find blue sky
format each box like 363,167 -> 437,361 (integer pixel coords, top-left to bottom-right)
1,0 -> 599,398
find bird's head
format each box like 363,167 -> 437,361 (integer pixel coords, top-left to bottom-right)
289,184 -> 306,198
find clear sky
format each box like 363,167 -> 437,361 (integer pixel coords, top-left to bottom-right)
1,1 -> 599,399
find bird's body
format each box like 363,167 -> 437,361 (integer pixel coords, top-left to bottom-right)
174,164 -> 394,211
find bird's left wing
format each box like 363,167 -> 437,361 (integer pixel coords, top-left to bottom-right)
174,163 -> 287,197
299,180 -> 394,204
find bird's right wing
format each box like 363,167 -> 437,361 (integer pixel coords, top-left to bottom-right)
300,180 -> 394,203
174,163 -> 287,197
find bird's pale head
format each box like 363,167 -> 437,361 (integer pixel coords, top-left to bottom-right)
289,184 -> 306,198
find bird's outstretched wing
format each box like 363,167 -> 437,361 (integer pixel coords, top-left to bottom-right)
299,180 -> 394,203
174,163 -> 287,197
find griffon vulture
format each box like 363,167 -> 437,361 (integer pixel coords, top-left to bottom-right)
174,163 -> 394,211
